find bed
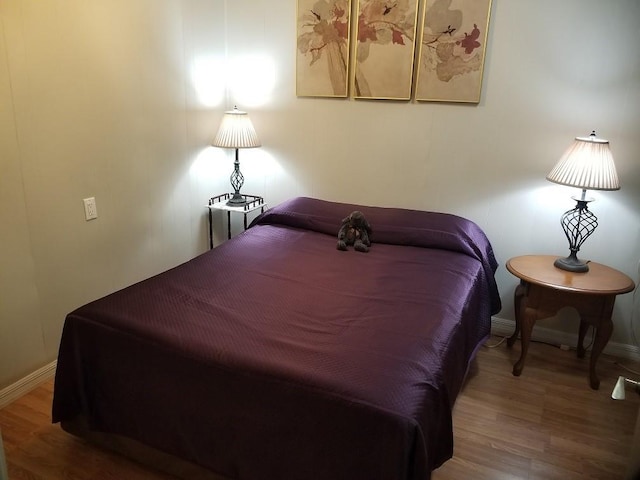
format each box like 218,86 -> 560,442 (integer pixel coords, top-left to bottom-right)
52,196 -> 501,480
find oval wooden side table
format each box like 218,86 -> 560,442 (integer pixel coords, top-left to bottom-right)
506,255 -> 635,390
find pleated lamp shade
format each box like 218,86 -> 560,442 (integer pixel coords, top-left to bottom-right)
546,131 -> 620,191
212,106 -> 261,149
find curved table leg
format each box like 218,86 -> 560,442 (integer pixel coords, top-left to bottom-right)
588,318 -> 613,390
577,319 -> 589,359
507,282 -> 526,348
513,306 -> 536,377
576,296 -> 615,390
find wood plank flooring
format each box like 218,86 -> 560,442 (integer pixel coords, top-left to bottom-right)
1,336 -> 639,479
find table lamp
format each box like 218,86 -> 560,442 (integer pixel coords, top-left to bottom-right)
212,106 -> 261,206
546,131 -> 620,272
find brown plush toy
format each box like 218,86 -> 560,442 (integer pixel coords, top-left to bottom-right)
337,211 -> 372,252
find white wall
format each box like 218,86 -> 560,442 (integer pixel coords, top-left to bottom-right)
1,0 -> 639,390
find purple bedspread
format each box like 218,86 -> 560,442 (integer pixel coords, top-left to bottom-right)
53,197 -> 500,480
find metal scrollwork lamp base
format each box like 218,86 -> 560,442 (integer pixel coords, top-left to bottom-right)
227,149 -> 247,206
553,195 -> 598,272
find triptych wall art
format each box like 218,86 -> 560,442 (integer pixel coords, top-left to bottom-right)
296,0 -> 492,103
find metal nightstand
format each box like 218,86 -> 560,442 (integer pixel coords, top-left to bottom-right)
206,193 -> 266,248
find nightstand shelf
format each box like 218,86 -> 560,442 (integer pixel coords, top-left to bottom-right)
206,193 -> 265,248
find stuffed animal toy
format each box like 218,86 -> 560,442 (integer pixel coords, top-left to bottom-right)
337,211 -> 372,253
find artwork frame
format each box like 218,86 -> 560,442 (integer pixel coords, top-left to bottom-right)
415,0 -> 492,103
352,0 -> 420,101
296,0 -> 352,98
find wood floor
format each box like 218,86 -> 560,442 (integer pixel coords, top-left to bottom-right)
1,336 -> 639,480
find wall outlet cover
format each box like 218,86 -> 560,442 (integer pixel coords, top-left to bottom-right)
83,197 -> 98,220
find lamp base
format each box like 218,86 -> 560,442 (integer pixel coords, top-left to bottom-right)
554,254 -> 589,273
226,193 -> 247,206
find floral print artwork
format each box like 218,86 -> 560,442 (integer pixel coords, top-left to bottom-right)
415,0 -> 492,103
296,0 -> 492,102
353,0 -> 420,99
297,0 -> 351,97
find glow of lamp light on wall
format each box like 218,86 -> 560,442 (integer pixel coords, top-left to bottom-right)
530,183 -> 575,210
190,145 -> 228,180
191,56 -> 227,107
228,54 -> 276,107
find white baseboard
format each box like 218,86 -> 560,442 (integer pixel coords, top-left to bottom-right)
0,360 -> 57,409
492,316 -> 640,363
